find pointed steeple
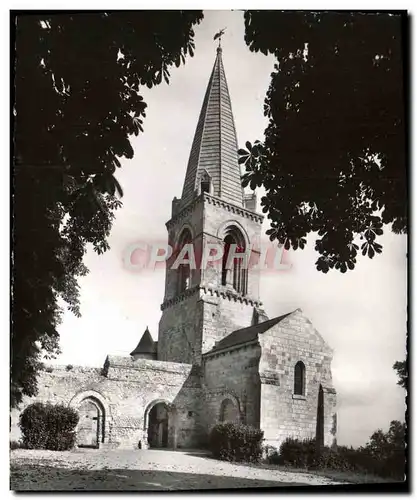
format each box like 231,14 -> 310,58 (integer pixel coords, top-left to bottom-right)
181,47 -> 244,207
130,327 -> 156,360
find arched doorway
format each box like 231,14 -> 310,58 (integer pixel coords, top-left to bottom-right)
219,398 -> 240,423
144,401 -> 177,449
77,398 -> 105,448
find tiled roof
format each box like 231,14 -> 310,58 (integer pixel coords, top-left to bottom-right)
181,47 -> 243,207
207,312 -> 294,354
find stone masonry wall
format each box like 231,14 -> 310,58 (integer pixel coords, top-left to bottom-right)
200,293 -> 257,354
10,357 -> 204,449
158,289 -> 258,365
202,343 -> 262,438
158,291 -> 203,364
257,309 -> 337,450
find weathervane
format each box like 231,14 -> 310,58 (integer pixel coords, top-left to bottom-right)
213,27 -> 227,48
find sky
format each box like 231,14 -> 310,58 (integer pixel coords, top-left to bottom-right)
47,10 -> 407,447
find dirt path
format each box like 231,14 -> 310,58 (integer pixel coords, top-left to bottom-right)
10,448 -> 345,491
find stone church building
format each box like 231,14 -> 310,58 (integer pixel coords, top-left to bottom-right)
11,47 -> 337,451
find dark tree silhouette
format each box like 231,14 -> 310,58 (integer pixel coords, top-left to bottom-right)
240,11 -> 407,273
364,420 -> 406,480
393,360 -> 407,389
12,11 -> 203,407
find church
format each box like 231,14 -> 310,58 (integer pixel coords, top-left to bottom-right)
10,47 -> 337,451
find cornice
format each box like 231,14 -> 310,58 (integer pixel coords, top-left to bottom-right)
160,284 -> 262,311
166,193 -> 264,231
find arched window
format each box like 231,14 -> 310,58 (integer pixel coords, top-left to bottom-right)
294,361 -> 306,396
201,180 -> 210,194
219,398 -> 239,423
221,227 -> 247,294
199,170 -> 212,195
177,229 -> 192,294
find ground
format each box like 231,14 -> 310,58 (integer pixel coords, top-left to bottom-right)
10,448 -> 345,491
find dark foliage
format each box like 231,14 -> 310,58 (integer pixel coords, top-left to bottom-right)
393,360 -> 407,389
11,11 -> 203,408
277,437 -> 318,468
10,440 -> 25,450
363,420 -> 406,480
240,11 -> 407,273
270,437 -> 361,471
208,422 -> 264,463
19,402 -> 79,451
270,423 -> 405,480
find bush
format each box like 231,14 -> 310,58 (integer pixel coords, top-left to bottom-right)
65,364 -> 74,371
268,436 -> 405,481
313,446 -> 358,472
10,440 -> 25,450
19,402 -> 79,451
263,444 -> 278,460
277,437 -> 318,468
209,422 -> 264,463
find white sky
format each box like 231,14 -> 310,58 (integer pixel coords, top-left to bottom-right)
47,11 -> 407,447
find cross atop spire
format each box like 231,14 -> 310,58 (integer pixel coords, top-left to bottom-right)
180,45 -> 244,207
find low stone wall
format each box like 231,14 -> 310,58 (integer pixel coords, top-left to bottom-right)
10,357 -> 204,449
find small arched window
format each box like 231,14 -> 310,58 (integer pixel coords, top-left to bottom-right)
200,171 -> 212,195
294,361 -> 306,396
177,229 -> 192,294
201,180 -> 210,194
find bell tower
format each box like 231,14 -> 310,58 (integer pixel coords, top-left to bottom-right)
157,47 -> 265,365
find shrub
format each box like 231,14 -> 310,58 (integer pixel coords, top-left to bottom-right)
263,444 -> 278,460
209,422 -> 264,463
19,402 -> 79,451
278,437 -> 318,468
10,440 -> 24,450
65,364 -> 74,371
312,446 -> 357,472
269,436 -> 405,481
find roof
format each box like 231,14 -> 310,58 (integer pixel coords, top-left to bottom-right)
207,312 -> 294,354
181,47 -> 243,207
130,327 -> 155,356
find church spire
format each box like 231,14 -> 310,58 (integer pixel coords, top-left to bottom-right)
181,47 -> 244,207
